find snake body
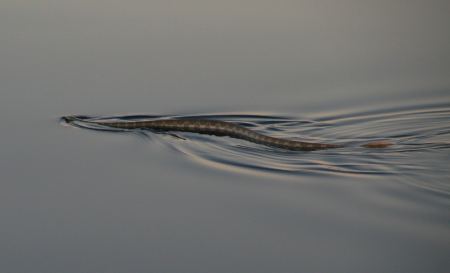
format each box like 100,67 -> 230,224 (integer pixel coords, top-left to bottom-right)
63,116 -> 391,150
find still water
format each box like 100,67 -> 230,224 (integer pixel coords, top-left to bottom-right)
1,1 -> 450,272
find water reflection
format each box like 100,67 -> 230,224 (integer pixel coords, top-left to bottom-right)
63,100 -> 450,194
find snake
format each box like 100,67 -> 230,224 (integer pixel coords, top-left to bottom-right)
62,116 -> 392,151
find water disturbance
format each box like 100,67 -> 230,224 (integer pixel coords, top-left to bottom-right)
62,101 -> 450,195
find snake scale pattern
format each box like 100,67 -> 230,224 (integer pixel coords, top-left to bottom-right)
63,116 -> 392,150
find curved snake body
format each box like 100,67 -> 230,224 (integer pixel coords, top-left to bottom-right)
63,116 -> 391,151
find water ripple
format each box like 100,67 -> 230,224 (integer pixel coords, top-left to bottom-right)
63,102 -> 450,194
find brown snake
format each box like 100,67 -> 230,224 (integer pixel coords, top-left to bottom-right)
63,116 -> 392,151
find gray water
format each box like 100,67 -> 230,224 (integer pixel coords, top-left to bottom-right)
1,1 -> 450,272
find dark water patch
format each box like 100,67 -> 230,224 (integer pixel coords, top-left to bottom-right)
62,101 -> 450,194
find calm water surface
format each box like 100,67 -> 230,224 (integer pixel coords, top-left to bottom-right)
1,1 -> 450,273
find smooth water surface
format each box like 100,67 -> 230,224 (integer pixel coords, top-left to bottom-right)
1,1 -> 450,273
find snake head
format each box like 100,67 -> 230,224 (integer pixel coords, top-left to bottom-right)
61,116 -> 78,123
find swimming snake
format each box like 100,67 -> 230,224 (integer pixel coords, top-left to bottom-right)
62,116 -> 392,151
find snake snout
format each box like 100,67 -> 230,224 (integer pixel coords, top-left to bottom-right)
61,116 -> 78,123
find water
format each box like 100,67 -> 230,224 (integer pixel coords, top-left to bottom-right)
1,1 -> 450,273
64,101 -> 450,193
